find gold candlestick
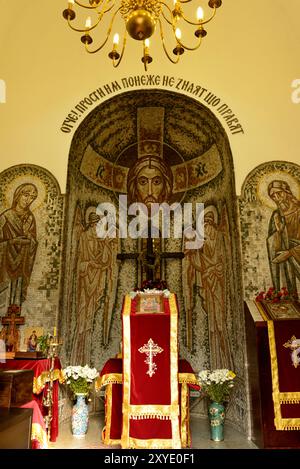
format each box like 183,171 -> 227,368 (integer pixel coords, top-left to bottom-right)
43,335 -> 62,441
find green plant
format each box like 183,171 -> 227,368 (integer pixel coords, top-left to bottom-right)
37,334 -> 50,355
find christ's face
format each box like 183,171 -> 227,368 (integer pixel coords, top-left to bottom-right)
136,166 -> 164,206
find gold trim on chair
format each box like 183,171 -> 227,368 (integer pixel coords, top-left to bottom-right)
180,383 -> 188,448
96,373 -> 122,391
178,373 -> 199,386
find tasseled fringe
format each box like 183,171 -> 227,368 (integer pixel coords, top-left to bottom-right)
130,414 -> 171,420
282,425 -> 300,431
96,378 -> 122,390
280,399 -> 300,404
179,379 -> 199,385
105,379 -> 122,385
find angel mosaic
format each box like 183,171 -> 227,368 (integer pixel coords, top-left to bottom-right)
70,204 -> 119,365
183,204 -> 234,369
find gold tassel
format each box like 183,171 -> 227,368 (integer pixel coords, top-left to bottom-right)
283,425 -> 300,431
280,399 -> 300,404
130,413 -> 171,420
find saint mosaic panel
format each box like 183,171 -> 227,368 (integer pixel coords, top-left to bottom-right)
239,161 -> 300,301
0,164 -> 64,350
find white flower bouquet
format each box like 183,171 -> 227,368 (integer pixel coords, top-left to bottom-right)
198,369 -> 236,404
62,365 -> 99,396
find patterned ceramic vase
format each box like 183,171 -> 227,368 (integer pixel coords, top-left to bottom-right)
71,393 -> 89,438
208,401 -> 225,441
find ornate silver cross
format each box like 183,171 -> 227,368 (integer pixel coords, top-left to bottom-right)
283,335 -> 300,368
138,338 -> 163,377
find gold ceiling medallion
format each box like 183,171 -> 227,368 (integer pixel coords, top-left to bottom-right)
62,0 -> 222,70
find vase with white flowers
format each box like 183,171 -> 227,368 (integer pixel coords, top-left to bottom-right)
198,369 -> 236,442
62,365 -> 99,438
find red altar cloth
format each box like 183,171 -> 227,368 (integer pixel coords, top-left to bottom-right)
21,400 -> 48,449
122,293 -> 180,448
255,300 -> 300,430
0,358 -> 63,441
97,358 -> 199,448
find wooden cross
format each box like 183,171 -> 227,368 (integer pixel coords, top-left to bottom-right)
138,338 -> 163,377
2,307 -> 25,352
117,223 -> 184,282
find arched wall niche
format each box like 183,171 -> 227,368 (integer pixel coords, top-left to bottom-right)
59,89 -> 246,428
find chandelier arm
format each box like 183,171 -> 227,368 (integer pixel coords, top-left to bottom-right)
159,19 -> 181,64
174,33 -> 202,51
181,5 -> 217,26
67,11 -> 104,33
161,11 -> 172,26
112,33 -> 127,68
84,7 -> 121,53
159,2 -> 173,26
101,2 -> 116,14
74,0 -> 103,9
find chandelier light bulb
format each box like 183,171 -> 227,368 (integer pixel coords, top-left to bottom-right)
196,6 -> 204,21
145,38 -> 150,48
68,0 -> 75,6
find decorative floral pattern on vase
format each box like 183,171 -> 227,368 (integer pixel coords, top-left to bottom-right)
208,401 -> 225,441
71,394 -> 89,437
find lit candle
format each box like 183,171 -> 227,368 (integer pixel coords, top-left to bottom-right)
175,28 -> 182,41
85,16 -> 92,29
68,0 -> 75,9
53,327 -> 57,337
197,6 -> 204,21
113,33 -> 119,46
145,38 -> 150,55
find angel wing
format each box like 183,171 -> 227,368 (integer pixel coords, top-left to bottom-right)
182,232 -> 198,351
102,223 -> 120,345
65,203 -> 85,351
218,203 -> 231,264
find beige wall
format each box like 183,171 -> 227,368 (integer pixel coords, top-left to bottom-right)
0,0 -> 299,194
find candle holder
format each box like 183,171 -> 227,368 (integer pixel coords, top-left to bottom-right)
43,336 -> 62,441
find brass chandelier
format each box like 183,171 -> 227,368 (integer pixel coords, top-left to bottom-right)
63,0 -> 222,70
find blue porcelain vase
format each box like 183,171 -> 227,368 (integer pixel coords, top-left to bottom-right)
71,393 -> 89,438
208,401 -> 225,441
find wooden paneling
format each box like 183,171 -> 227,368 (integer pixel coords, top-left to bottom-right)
0,408 -> 32,449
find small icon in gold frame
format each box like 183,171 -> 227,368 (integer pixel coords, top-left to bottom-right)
136,294 -> 164,314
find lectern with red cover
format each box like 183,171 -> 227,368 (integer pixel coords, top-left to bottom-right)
98,290 -> 199,449
121,291 -> 181,449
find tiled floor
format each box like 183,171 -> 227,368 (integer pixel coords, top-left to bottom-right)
49,413 -> 257,450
